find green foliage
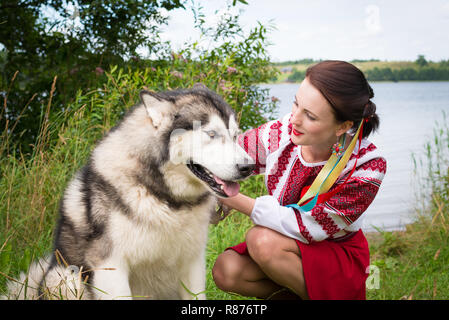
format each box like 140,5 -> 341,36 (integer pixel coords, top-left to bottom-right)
285,59 -> 449,83
273,58 -> 449,83
415,54 -> 428,67
273,58 -> 320,66
286,69 -> 306,82
364,65 -> 449,82
350,59 -> 381,63
0,0 -> 187,155
0,0 -> 278,154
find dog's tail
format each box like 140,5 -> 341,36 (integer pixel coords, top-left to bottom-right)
1,256 -> 51,300
1,255 -> 87,300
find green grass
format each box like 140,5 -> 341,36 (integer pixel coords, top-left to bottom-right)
1,72 -> 448,299
366,211 -> 449,300
205,211 -> 254,300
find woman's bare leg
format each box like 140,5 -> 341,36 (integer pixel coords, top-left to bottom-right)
212,249 -> 283,298
245,226 -> 309,299
212,226 -> 307,299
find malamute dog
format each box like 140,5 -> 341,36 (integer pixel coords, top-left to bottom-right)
5,84 -> 254,300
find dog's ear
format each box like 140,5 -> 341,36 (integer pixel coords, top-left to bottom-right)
140,90 -> 175,129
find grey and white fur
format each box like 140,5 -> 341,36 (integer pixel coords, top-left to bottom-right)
4,84 -> 254,300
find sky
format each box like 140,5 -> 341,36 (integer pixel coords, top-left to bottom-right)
158,0 -> 449,62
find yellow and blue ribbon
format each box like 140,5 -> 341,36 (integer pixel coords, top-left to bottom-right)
286,120 -> 364,212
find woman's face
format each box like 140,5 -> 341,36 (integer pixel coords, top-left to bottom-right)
290,77 -> 349,148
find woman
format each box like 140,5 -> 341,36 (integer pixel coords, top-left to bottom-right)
212,60 -> 387,300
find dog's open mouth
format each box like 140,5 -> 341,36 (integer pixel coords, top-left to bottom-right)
186,160 -> 240,197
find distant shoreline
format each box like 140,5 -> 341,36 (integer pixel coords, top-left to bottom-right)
270,59 -> 449,83
268,79 -> 449,84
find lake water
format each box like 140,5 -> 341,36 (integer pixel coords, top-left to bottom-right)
262,81 -> 449,232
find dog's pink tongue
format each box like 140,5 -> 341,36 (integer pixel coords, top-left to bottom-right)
214,176 -> 240,197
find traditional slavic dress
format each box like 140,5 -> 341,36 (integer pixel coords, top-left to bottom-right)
228,112 -> 387,300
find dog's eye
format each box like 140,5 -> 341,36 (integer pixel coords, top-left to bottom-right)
206,130 -> 217,138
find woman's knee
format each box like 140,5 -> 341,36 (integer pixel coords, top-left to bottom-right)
245,226 -> 277,265
212,251 -> 243,292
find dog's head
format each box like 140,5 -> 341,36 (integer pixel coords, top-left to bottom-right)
140,84 -> 255,198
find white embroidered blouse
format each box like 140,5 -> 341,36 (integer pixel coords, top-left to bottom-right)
239,112 -> 387,243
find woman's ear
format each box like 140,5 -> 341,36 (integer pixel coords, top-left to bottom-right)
336,120 -> 354,137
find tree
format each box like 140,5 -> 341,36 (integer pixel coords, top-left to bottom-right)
415,54 -> 428,67
0,0 -> 185,153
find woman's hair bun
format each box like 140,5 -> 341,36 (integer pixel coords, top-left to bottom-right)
363,100 -> 377,119
362,100 -> 379,138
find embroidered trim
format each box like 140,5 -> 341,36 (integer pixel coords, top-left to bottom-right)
268,121 -> 282,153
267,143 -> 295,195
292,208 -> 313,244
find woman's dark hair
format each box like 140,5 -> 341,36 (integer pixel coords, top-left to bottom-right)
305,60 -> 379,138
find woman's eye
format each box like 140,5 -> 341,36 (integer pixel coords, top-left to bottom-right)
306,113 -> 316,121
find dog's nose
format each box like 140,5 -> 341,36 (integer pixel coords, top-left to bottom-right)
237,163 -> 255,176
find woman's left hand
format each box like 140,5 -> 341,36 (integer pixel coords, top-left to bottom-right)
210,201 -> 232,224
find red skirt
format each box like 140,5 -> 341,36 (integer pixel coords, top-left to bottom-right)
227,230 -> 370,300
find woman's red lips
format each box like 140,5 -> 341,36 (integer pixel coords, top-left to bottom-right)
292,128 -> 303,136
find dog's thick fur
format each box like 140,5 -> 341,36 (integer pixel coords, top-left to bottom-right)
4,85 -> 253,300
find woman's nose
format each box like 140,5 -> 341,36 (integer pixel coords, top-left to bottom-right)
291,109 -> 302,125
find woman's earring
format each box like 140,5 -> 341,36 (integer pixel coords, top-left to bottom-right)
331,137 -> 344,157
